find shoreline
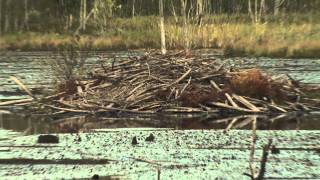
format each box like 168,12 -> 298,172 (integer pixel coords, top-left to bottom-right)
1,27 -> 320,59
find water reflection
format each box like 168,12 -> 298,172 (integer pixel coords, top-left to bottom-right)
0,112 -> 319,134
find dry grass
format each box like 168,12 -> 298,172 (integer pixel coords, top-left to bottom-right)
1,15 -> 320,58
166,22 -> 320,58
229,68 -> 272,98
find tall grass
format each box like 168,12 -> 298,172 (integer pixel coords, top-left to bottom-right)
1,14 -> 320,58
166,22 -> 320,57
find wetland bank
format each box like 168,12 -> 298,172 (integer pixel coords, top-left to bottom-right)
1,0 -> 320,179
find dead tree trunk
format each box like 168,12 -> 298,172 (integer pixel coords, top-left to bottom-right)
196,0 -> 203,26
83,0 -> 87,30
274,0 -> 285,16
249,0 -> 265,24
80,0 -> 83,30
170,1 -> 178,24
159,0 -> 166,55
80,0 -> 87,31
254,0 -> 258,23
24,0 -> 29,30
180,0 -> 189,51
132,0 -> 135,18
248,0 -> 254,23
0,0 -> 2,35
4,0 -> 9,33
259,0 -> 265,22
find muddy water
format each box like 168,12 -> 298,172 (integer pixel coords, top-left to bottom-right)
0,51 -> 320,133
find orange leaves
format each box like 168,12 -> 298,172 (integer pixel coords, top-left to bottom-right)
229,68 -> 272,98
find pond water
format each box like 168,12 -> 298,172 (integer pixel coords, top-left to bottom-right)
0,51 -> 320,133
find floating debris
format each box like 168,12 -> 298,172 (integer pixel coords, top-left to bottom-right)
37,135 -> 59,144
145,133 -> 155,142
132,136 -> 138,145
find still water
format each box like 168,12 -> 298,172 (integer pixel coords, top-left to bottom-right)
0,51 -> 320,133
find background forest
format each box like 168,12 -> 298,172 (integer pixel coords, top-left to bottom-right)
0,0 -> 319,57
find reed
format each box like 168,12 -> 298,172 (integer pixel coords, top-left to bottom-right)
1,14 -> 319,58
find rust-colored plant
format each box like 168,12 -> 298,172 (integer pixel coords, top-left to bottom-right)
229,68 -> 272,98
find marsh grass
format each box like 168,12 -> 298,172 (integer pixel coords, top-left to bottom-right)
1,14 -> 320,58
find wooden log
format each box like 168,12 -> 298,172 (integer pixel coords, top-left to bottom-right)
210,80 -> 222,92
9,76 -> 35,99
225,93 -> 239,108
0,98 -> 33,106
232,94 -> 261,112
210,102 -> 258,113
169,68 -> 192,86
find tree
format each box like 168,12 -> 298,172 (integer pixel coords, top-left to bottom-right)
180,0 -> 189,51
93,0 -> 115,34
0,0 -> 2,35
159,0 -> 166,54
196,0 -> 204,26
274,0 -> 285,15
80,0 -> 87,31
248,0 -> 265,24
24,0 -> 29,30
4,0 -> 10,33
132,0 -> 135,18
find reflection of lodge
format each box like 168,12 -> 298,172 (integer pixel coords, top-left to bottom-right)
44,113 -> 320,132
1,112 -> 320,135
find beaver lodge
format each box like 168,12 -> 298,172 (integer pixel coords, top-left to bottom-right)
1,51 -> 320,115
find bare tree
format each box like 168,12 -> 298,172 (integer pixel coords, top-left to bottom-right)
196,0 -> 204,26
80,0 -> 83,30
83,0 -> 87,30
180,0 -> 189,51
159,0 -> 166,54
0,0 -> 2,35
274,0 -> 285,16
248,0 -> 265,24
132,0 -> 135,18
170,1 -> 178,24
4,0 -> 9,33
80,0 -> 87,31
24,0 -> 29,30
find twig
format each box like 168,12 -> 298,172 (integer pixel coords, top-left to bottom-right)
210,102 -> 257,113
249,116 -> 257,179
177,76 -> 192,99
9,76 -> 35,99
256,139 -> 273,180
210,80 -> 222,92
169,68 -> 192,86
0,98 -> 34,106
224,116 -> 242,132
225,93 -> 239,108
232,94 -> 261,112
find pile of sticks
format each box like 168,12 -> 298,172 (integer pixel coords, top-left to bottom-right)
1,51 -> 319,115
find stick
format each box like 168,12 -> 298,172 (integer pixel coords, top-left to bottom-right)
169,68 -> 192,86
177,76 -> 192,99
44,104 -> 90,113
256,139 -> 273,180
225,93 -> 239,108
210,102 -> 257,113
9,76 -> 35,99
232,94 -> 261,112
249,116 -> 257,179
0,98 -> 33,106
224,117 -> 242,132
210,80 -> 222,92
